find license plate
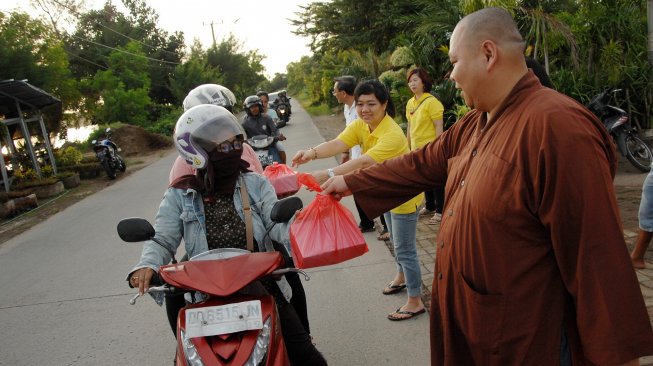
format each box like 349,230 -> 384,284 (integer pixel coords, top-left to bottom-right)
256,151 -> 274,165
185,300 -> 263,338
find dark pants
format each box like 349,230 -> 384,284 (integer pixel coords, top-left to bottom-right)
356,197 -> 389,232
424,185 -> 445,213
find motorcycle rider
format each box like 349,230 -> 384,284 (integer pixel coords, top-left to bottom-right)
168,84 -> 263,184
256,90 -> 280,122
127,104 -> 327,366
274,89 -> 292,116
242,95 -> 287,164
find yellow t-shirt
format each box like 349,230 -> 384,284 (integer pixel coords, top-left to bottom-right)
337,114 -> 424,214
405,92 -> 444,150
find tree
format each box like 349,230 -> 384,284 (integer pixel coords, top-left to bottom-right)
88,41 -> 151,126
169,41 -> 223,103
0,11 -> 80,128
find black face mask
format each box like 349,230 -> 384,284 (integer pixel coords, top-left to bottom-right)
200,149 -> 249,198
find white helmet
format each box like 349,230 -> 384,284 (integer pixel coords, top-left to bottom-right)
173,104 -> 243,169
183,84 -> 237,112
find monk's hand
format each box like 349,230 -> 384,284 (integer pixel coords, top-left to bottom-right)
321,175 -> 351,199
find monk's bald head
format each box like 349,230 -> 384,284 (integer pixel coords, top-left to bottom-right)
455,7 -> 525,55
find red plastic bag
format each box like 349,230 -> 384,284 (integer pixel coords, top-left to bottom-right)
263,163 -> 299,196
289,193 -> 369,269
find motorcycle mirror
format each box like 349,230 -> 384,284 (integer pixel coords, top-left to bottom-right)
91,140 -> 97,144
270,197 -> 303,223
117,218 -> 155,242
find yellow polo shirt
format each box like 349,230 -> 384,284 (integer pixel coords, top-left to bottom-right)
406,92 -> 444,150
337,114 -> 423,214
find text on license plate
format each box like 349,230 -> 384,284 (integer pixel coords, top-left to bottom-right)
185,300 -> 263,338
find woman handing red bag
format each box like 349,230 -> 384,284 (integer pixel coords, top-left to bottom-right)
289,174 -> 368,269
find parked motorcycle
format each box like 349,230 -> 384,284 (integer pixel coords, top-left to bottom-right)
117,197 -> 306,366
246,135 -> 281,169
91,128 -> 126,179
587,88 -> 652,172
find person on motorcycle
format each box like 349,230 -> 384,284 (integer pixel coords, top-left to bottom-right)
169,84 -> 263,184
127,104 -> 326,365
242,95 -> 287,164
256,90 -> 279,122
274,90 -> 292,116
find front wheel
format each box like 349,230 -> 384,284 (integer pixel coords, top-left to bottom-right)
117,156 -> 127,172
102,159 -> 117,179
625,134 -> 652,172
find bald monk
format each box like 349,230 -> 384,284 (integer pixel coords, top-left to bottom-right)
322,7 -> 653,366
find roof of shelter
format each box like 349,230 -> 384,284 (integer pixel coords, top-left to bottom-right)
0,79 -> 61,111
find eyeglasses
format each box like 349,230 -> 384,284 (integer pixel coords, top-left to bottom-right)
215,139 -> 243,154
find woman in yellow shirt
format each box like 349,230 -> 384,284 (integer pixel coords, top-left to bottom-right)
406,68 -> 445,225
292,80 -> 425,321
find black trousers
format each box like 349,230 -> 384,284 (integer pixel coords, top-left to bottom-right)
424,185 -> 445,213
356,197 -> 388,232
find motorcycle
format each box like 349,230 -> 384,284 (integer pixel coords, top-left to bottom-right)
246,135 -> 282,169
272,103 -> 290,128
91,128 -> 126,179
118,197 -> 306,366
587,88 -> 652,172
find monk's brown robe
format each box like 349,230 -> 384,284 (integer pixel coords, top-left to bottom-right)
346,72 -> 653,365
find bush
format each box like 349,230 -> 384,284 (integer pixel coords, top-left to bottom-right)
12,176 -> 60,190
147,105 -> 183,137
57,146 -> 83,166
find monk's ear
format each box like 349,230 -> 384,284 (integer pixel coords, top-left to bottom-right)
480,40 -> 499,71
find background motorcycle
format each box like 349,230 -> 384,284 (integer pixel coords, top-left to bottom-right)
118,197 -> 306,366
91,127 -> 126,179
246,135 -> 282,169
587,88 -> 652,172
272,102 -> 290,128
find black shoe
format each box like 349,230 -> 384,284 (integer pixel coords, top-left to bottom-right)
358,224 -> 375,233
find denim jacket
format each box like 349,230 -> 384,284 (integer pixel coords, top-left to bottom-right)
129,172 -> 292,277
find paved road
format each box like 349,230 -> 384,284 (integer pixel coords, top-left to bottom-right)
0,100 -> 430,365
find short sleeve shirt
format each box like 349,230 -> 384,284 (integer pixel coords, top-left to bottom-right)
406,92 -> 444,150
337,114 -> 423,214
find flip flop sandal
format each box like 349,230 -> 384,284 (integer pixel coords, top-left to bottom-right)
382,282 -> 406,295
387,308 -> 426,321
428,213 -> 442,225
377,231 -> 390,241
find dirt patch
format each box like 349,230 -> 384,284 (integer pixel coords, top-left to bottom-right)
111,124 -> 172,156
313,112 -> 346,142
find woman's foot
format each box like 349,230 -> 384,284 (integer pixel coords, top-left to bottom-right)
428,213 -> 442,225
632,257 -> 647,269
387,303 -> 426,321
377,230 -> 390,241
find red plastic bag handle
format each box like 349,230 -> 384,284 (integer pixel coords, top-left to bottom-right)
297,173 -> 322,192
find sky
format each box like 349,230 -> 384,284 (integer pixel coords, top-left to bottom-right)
4,0 -> 314,78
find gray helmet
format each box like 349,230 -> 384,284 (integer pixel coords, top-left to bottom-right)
173,104 -> 243,169
183,84 -> 237,112
243,95 -> 263,116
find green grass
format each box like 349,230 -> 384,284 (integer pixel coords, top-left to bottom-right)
292,90 -> 333,117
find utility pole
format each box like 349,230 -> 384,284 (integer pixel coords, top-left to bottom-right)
203,21 -> 217,49
648,0 -> 653,68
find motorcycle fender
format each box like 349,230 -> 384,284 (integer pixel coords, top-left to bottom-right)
615,131 -> 628,156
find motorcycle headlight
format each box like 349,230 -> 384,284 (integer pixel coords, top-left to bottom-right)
180,330 -> 205,366
244,317 -> 272,366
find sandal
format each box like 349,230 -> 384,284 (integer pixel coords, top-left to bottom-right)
382,282 -> 406,295
419,207 -> 434,216
428,213 -> 442,225
387,308 -> 426,321
377,230 -> 390,241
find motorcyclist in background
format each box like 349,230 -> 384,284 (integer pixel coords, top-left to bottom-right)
274,90 -> 292,116
242,95 -> 287,164
257,90 -> 280,122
